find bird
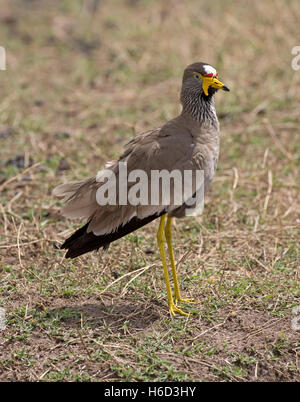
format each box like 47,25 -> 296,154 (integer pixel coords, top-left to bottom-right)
53,62 -> 230,316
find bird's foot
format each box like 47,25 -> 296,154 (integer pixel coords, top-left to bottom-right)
169,302 -> 191,317
175,296 -> 201,305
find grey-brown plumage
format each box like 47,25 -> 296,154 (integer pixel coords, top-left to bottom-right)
53,62 -> 229,259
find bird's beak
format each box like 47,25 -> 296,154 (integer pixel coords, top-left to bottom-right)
201,75 -> 230,96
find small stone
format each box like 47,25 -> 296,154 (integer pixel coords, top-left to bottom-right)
0,128 -> 14,139
57,158 -> 70,171
5,154 -> 34,169
34,100 -> 44,107
54,132 -> 71,139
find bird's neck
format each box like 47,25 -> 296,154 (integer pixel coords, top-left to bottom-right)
180,87 -> 218,127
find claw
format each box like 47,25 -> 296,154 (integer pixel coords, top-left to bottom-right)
169,302 -> 191,317
175,297 -> 201,305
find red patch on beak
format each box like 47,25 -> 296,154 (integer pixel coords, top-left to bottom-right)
203,73 -> 214,77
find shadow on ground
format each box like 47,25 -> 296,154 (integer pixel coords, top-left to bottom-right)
48,298 -> 162,332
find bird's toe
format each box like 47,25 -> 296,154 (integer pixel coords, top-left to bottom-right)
169,302 -> 191,317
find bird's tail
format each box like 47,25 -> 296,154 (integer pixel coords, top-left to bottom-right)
60,211 -> 166,259
52,181 -> 84,200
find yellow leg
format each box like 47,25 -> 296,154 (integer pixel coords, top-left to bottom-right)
157,215 -> 189,317
165,216 -> 200,305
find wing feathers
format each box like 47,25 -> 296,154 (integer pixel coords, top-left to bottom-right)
53,121 -> 210,258
61,210 -> 165,258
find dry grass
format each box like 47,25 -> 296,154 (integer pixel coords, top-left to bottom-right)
0,0 -> 299,382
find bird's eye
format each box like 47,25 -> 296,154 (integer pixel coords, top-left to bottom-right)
193,73 -> 200,80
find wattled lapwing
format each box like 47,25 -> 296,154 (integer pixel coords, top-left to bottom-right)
53,62 -> 230,316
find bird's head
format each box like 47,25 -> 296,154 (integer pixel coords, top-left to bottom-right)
182,62 -> 230,97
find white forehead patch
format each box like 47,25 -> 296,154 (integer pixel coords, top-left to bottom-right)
203,65 -> 217,76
